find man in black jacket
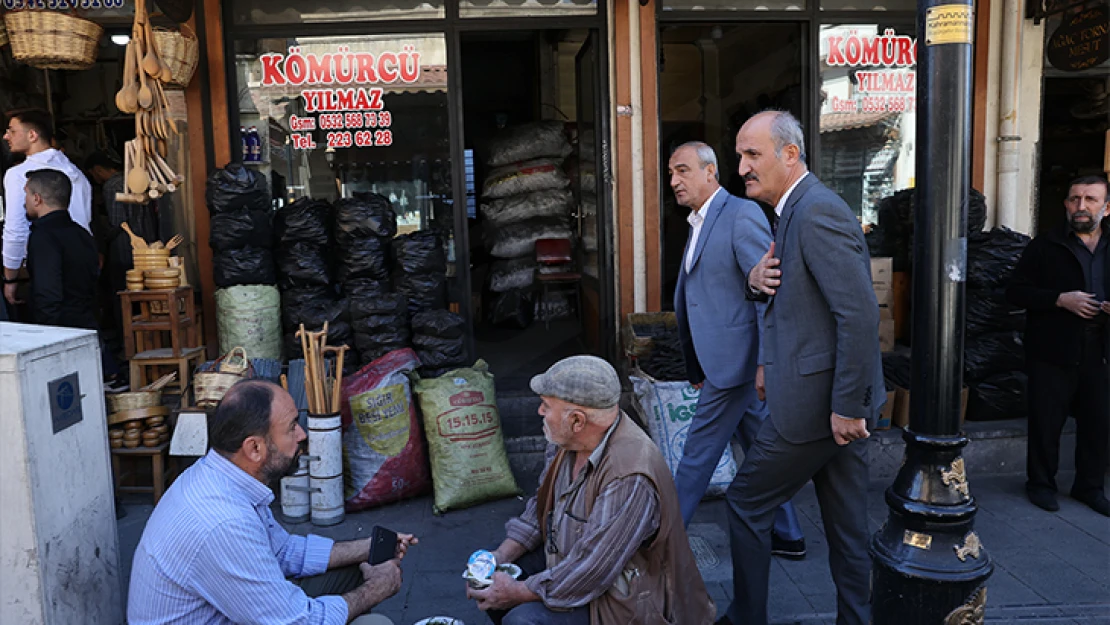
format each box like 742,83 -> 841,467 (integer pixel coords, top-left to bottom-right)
23,168 -> 100,330
1007,174 -> 1110,517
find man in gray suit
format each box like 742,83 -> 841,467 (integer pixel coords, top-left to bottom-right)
668,142 -> 805,559
720,111 -> 884,625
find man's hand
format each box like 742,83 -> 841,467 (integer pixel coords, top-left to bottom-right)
1102,301 -> 1110,316
748,242 -> 781,296
755,365 -> 765,402
1057,291 -> 1100,319
466,572 -> 537,612
3,281 -> 21,306
395,533 -> 418,561
344,560 -> 403,619
831,413 -> 869,446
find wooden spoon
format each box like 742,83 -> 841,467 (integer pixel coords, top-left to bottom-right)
128,143 -> 151,195
142,18 -> 161,78
121,221 -> 148,249
138,67 -> 153,110
119,43 -> 140,113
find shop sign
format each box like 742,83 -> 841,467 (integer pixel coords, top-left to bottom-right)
826,30 -> 918,115
2,0 -> 126,9
1046,4 -> 1109,71
1029,0 -> 1093,24
258,45 -> 422,150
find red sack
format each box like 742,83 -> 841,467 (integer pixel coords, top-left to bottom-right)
340,348 -> 431,511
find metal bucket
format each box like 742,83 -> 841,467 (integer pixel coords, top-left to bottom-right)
308,412 -> 344,527
280,456 -> 311,524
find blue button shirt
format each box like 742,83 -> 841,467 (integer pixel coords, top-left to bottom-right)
127,450 -> 348,625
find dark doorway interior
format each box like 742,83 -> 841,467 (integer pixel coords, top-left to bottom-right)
1037,76 -> 1108,234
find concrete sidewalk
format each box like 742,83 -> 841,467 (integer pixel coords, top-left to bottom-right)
116,470 -> 1110,624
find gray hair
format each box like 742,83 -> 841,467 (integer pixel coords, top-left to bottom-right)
674,141 -> 720,181
766,110 -> 807,163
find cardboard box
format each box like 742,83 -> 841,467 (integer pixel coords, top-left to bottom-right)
875,390 -> 897,430
890,386 -> 969,429
879,318 -> 896,352
871,257 -> 893,289
874,286 -> 894,320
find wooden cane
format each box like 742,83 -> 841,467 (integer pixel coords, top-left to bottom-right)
295,325 -> 316,413
323,345 -> 349,413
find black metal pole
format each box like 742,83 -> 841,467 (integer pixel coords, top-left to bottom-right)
870,2 -> 994,622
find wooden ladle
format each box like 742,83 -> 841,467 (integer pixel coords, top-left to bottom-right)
121,221 -> 148,250
127,143 -> 151,195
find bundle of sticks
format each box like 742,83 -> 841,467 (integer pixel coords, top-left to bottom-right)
295,322 -> 349,415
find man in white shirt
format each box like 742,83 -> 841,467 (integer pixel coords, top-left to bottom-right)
3,109 -> 93,306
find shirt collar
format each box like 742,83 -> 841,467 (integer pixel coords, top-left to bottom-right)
24,148 -> 61,166
688,187 -> 722,227
29,210 -> 70,230
203,448 -> 275,507
774,172 -> 809,217
585,411 -> 623,468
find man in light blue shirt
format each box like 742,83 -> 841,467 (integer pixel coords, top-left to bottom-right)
128,379 -> 416,625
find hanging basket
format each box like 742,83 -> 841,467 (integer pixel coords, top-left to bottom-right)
0,17 -> 9,48
194,346 -> 253,407
3,11 -> 103,71
152,26 -> 198,88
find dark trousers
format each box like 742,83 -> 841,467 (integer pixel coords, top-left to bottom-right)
485,550 -> 589,625
726,418 -> 871,625
1026,331 -> 1109,498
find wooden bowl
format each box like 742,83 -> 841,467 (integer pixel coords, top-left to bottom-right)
146,416 -> 165,427
142,438 -> 161,447
126,282 -> 145,291
144,278 -> 181,290
123,439 -> 141,448
133,248 -> 171,257
144,268 -> 181,279
107,390 -> 162,414
126,268 -> 144,279
123,430 -> 142,440
108,429 -> 125,439
150,424 -> 169,436
110,439 -> 123,449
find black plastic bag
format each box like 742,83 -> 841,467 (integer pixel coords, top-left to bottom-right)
867,188 -> 989,272
964,331 -> 1024,383
489,289 -> 533,329
353,313 -> 411,344
276,242 -> 331,288
485,218 -> 572,259
639,333 -> 687,382
213,247 -> 276,287
490,256 -> 536,292
337,236 -> 391,283
415,341 -> 467,369
205,164 -> 270,215
397,272 -> 448,315
349,292 -> 407,321
334,193 -> 397,244
342,278 -> 392,302
411,310 -> 466,339
966,227 -> 1030,290
209,211 -> 273,252
274,197 -> 331,247
393,232 -> 445,275
966,288 -> 1026,336
486,121 -> 572,167
967,372 -> 1027,421
281,286 -> 346,332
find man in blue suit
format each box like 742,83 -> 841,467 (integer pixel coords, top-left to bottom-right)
669,142 -> 805,559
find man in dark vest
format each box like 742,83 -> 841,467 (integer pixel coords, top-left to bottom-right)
467,355 -> 715,625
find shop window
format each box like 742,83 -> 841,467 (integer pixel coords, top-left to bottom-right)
821,0 -> 916,10
459,0 -> 596,18
661,0 -> 804,12
230,0 -> 443,25
816,23 -> 916,225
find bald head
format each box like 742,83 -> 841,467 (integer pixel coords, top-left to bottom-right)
736,110 -> 808,206
210,379 -> 284,454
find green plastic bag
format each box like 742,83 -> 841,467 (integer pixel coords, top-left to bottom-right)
413,360 -> 520,514
215,285 -> 282,360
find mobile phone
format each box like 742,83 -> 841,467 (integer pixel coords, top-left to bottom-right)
367,525 -> 398,566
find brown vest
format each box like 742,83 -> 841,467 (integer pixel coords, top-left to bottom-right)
537,414 -> 716,625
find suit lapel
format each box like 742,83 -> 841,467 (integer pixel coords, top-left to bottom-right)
774,174 -> 819,258
688,190 -> 728,273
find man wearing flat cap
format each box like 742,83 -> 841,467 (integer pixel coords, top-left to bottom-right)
467,355 -> 715,625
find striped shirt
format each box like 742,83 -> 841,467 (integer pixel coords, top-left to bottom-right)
127,450 -> 348,625
505,415 -> 661,609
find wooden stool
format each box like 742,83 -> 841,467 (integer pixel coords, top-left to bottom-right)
130,346 -> 206,394
119,287 -> 198,359
111,442 -> 174,504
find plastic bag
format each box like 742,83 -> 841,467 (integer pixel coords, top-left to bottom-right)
340,349 -> 431,511
353,314 -> 411,345
356,340 -> 411,366
489,289 -> 533,329
397,273 -> 448,315
209,211 -> 274,252
638,333 -> 686,382
869,188 -> 989,272
413,360 -> 520,513
276,242 -> 331,288
411,310 -> 466,339
215,285 -> 283,360
967,372 -> 1027,421
337,236 -> 391,283
213,247 -> 276,287
275,197 -> 331,247
334,193 -> 397,244
967,227 -> 1030,290
487,218 -> 572,259
489,257 -> 536,293
486,121 -> 572,167
966,288 -> 1026,336
349,292 -> 407,321
393,232 -> 445,276
631,373 -> 737,498
343,278 -> 393,303
480,189 -> 574,226
281,286 -> 346,332
413,335 -> 467,368
964,331 -> 1024,383
205,164 -> 270,215
482,158 -> 570,200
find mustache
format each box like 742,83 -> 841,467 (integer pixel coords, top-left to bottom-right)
743,173 -> 759,183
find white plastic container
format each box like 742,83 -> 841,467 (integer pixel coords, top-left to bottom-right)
308,412 -> 344,526
280,456 -> 311,523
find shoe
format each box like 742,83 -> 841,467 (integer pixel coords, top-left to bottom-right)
1027,489 -> 1060,512
1071,490 -> 1110,517
771,535 -> 806,560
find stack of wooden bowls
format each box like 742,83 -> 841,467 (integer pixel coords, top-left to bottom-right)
144,267 -> 181,290
133,247 -> 171,272
108,429 -> 125,448
126,268 -> 145,291
109,414 -> 171,449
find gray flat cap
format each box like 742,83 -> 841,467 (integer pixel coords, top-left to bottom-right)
530,355 -> 621,409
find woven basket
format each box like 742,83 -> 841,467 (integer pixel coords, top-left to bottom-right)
152,26 -> 198,87
195,346 -> 251,407
4,11 -> 102,71
107,390 -> 163,414
0,17 -> 8,48
622,312 -> 677,358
